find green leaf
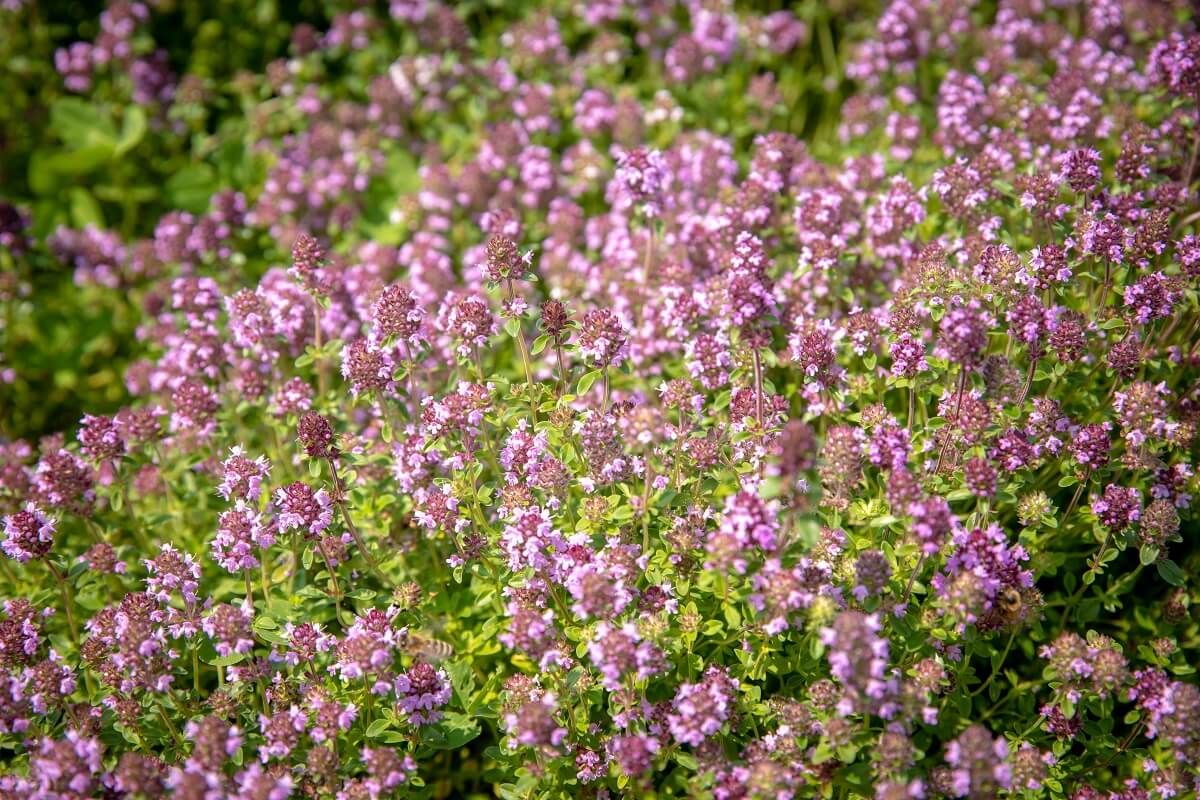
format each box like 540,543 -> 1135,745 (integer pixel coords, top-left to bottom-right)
69,187 -> 105,228
446,659 -> 476,705
205,651 -> 248,668
29,144 -> 115,192
115,106 -> 147,156
165,164 -> 217,213
530,333 -> 550,355
504,317 -> 521,337
1139,544 -> 1160,566
428,711 -> 481,750
576,369 -> 601,395
51,98 -> 116,149
1157,559 -> 1186,587
723,604 -> 741,628
366,718 -> 391,738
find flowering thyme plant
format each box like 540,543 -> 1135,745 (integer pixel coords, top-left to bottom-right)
1,1 -> 1200,798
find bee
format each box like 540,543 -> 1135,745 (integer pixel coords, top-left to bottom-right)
994,586 -> 1025,626
400,630 -> 455,663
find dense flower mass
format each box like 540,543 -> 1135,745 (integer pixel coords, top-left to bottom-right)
0,1 -> 1199,797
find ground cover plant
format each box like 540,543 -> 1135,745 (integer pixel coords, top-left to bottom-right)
1,0 -> 1200,797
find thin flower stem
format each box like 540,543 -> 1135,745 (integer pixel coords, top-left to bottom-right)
318,541 -> 344,620
1187,130 -> 1200,187
969,629 -> 1016,698
601,367 -> 610,412
640,466 -> 654,554
0,557 -> 17,587
288,532 -> 302,597
401,340 -> 419,421
192,645 -> 202,693
505,279 -> 538,422
1101,720 -> 1145,767
328,458 -> 387,584
244,570 -> 254,608
554,340 -> 569,397
1063,476 -> 1087,522
156,705 -> 184,748
47,562 -> 80,647
751,347 -> 765,431
260,549 -> 271,601
1017,354 -> 1037,406
313,297 -> 327,397
934,368 -> 969,474
901,552 -> 927,608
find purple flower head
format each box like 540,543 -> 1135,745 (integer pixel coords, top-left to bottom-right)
963,456 -> 996,499
934,525 -> 1033,632
78,414 -> 125,462
168,379 -> 220,436
1150,33 -> 1200,99
1040,633 -> 1127,702
341,338 -> 395,397
499,505 -> 564,574
33,448 -> 95,516
819,611 -> 899,718
2,504 -> 56,562
1069,423 -> 1111,472
270,377 -> 314,418
1005,294 -> 1053,351
213,502 -> 275,574
275,481 -> 334,538
333,609 -> 402,693
586,622 -> 665,691
868,421 -> 910,471
667,665 -> 739,746
231,763 -> 292,800
24,730 -> 104,798
444,294 -> 495,358
749,555 -> 836,634
258,707 -> 306,761
289,232 -> 329,295
218,446 -> 271,502
611,146 -> 670,218
607,732 -> 660,777
936,301 -> 992,368
909,495 -> 957,555
500,604 -> 564,670
202,602 -> 254,658
1092,484 -> 1141,532
393,661 -> 451,725
143,543 -> 201,605
371,283 -> 424,343
578,308 -> 629,370
715,489 -> 780,554
853,549 -> 892,602
1123,272 -> 1181,326
890,332 -> 928,377
297,411 -> 337,460
281,621 -> 334,667
1058,148 -> 1102,193
484,234 -> 533,283
503,689 -> 567,750
361,746 -> 417,792
944,724 -> 1011,799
